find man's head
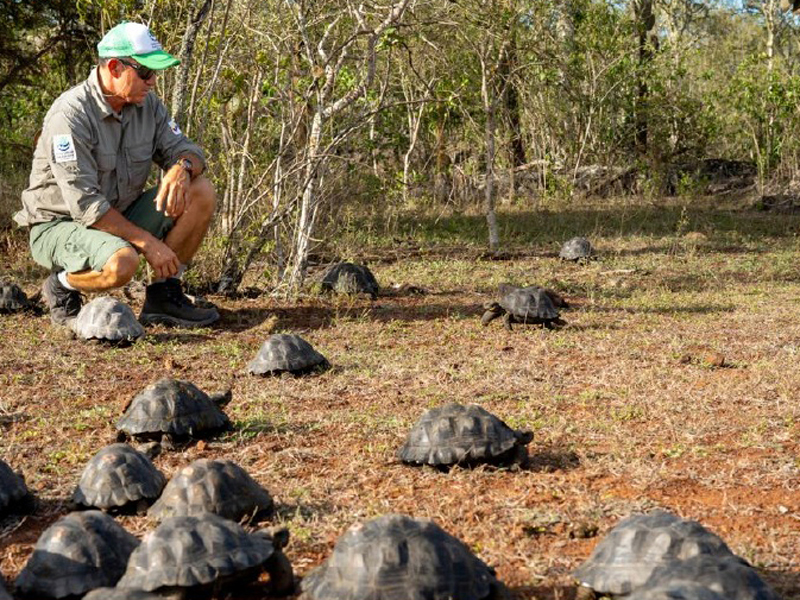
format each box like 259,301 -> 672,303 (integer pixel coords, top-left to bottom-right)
97,22 -> 180,106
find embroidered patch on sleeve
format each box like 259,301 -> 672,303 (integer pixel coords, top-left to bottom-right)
168,119 -> 182,135
53,134 -> 77,163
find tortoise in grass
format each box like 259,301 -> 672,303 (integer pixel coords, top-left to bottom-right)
0,458 -> 32,516
0,281 -> 32,314
559,236 -> 593,261
148,458 -> 274,523
321,262 -> 379,299
301,513 -> 508,600
73,296 -> 144,345
481,284 -> 566,330
72,443 -> 166,514
84,589 -> 163,600
573,510 -> 734,599
397,403 -> 533,469
247,334 -> 329,376
632,554 -> 780,600
116,378 -> 232,448
15,510 -> 139,599
117,513 -> 294,597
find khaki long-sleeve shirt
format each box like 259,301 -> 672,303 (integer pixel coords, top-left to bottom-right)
14,67 -> 204,228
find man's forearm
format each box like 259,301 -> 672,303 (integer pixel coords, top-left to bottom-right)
90,207 -> 156,252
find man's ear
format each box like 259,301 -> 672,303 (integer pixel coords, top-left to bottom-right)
106,58 -> 123,77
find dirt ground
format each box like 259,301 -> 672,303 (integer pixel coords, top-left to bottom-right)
1,199 -> 800,598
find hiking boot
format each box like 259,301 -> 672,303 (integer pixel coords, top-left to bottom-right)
139,278 -> 219,327
42,272 -> 83,326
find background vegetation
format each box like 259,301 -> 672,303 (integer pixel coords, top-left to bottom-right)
2,0 -> 800,289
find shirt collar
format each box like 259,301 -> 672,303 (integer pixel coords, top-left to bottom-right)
87,66 -> 118,120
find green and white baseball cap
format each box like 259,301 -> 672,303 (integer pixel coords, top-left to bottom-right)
97,22 -> 180,70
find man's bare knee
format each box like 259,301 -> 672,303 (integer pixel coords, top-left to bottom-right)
104,247 -> 139,287
188,176 -> 216,216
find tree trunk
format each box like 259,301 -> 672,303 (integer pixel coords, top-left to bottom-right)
633,0 -> 655,157
171,0 -> 213,125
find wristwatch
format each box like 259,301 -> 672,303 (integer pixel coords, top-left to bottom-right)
178,158 -> 193,178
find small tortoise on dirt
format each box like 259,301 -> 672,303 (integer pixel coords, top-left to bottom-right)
0,458 -> 32,516
247,333 -> 329,376
559,236 -> 593,261
148,458 -> 274,523
0,281 -> 32,313
117,513 -> 294,597
632,554 -> 780,600
116,378 -> 232,448
397,403 -> 533,469
301,513 -> 508,600
15,510 -> 139,599
73,296 -> 144,345
481,284 -> 566,330
321,262 -> 379,298
72,443 -> 166,513
573,510 -> 734,599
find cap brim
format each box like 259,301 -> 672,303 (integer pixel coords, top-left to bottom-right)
131,50 -> 180,70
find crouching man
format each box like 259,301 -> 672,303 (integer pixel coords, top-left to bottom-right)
13,21 -> 218,328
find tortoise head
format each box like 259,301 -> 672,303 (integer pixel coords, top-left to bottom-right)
257,525 -> 290,550
480,303 -> 505,326
210,388 -> 233,407
515,429 -> 534,445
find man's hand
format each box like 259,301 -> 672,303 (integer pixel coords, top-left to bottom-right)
154,162 -> 191,218
142,236 -> 180,279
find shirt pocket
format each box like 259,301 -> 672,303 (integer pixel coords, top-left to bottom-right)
127,142 -> 153,194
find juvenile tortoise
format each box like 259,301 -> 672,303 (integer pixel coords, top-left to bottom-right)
321,262 -> 379,298
633,554 -> 780,600
0,458 -> 32,516
397,403 -> 533,469
247,334 -> 329,376
301,513 -> 508,600
148,458 -> 274,523
481,284 -> 566,330
573,510 -> 734,599
560,236 -> 593,261
117,513 -> 294,597
15,510 -> 139,599
72,443 -> 166,513
73,296 -> 144,345
116,378 -> 232,448
0,281 -> 32,313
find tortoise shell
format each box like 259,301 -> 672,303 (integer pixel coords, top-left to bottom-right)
301,513 -> 505,600
0,577 -> 10,600
83,589 -> 163,600
14,511 -> 139,599
147,458 -> 274,523
72,443 -> 166,512
247,334 -> 329,376
0,459 -> 30,515
397,403 -> 532,467
116,378 -> 231,441
0,281 -> 30,313
573,511 -> 734,597
117,513 -> 292,595
559,236 -> 593,261
635,554 -> 780,600
321,262 -> 379,298
73,297 -> 144,344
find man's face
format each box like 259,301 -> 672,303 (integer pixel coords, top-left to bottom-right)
111,58 -> 156,104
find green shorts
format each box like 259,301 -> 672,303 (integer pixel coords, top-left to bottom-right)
29,188 -> 174,273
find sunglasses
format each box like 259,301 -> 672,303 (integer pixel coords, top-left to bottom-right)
118,58 -> 156,81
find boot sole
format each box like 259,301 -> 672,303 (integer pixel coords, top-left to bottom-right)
139,310 -> 219,328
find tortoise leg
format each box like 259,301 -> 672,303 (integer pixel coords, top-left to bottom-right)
265,549 -> 295,596
488,581 -> 512,600
503,313 -> 513,331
